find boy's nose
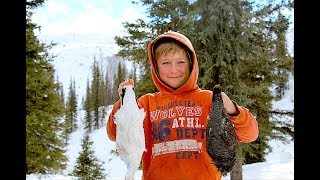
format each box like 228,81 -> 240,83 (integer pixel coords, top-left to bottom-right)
170,64 -> 178,72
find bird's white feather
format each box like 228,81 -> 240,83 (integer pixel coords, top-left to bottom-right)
114,85 -> 146,180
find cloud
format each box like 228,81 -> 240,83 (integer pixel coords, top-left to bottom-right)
44,0 -> 69,17
32,0 -> 148,38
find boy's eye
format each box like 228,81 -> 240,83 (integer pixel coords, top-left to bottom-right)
178,61 -> 186,64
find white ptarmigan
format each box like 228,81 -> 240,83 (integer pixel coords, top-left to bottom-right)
114,85 -> 146,180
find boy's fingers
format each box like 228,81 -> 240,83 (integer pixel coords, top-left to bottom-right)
128,79 -> 134,86
118,80 -> 134,97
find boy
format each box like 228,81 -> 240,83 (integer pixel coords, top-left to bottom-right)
107,31 -> 258,180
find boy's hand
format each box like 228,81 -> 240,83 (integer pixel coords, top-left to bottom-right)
118,79 -> 135,99
221,92 -> 238,115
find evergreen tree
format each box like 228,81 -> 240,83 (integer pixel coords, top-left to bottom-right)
105,70 -> 114,106
99,70 -> 107,108
140,0 -> 195,34
55,75 -> 69,144
114,19 -> 157,97
83,79 -> 93,132
192,1 -> 293,178
272,10 -> 294,100
98,66 -> 107,123
91,58 -> 101,129
56,74 -> 65,109
72,131 -> 107,179
112,61 -> 127,102
97,48 -> 108,109
26,0 -> 67,174
128,61 -> 138,83
65,78 -> 78,133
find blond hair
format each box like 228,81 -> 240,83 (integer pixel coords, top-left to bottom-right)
154,41 -> 186,61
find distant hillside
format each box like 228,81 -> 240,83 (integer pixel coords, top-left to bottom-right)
49,41 -> 132,106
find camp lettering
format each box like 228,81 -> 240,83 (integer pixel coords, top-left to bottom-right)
152,139 -> 202,158
150,104 -> 205,158
152,120 -> 205,142
176,151 -> 199,159
172,117 -> 204,128
150,106 -> 202,121
155,100 -> 196,111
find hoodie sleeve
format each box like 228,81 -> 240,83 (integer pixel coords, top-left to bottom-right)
229,101 -> 259,143
106,99 -> 121,141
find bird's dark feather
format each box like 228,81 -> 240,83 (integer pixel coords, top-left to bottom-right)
206,84 -> 237,176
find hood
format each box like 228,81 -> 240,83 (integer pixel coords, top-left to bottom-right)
147,31 -> 199,95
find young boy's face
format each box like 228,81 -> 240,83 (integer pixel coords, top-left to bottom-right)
156,49 -> 191,89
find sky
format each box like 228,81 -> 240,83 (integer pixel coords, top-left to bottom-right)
32,0 -> 148,36
26,73 -> 294,180
31,0 -> 149,57
27,0 -> 294,179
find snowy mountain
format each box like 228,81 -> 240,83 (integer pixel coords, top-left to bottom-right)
46,34 -> 133,103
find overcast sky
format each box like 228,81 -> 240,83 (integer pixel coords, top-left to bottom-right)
32,0 -> 148,38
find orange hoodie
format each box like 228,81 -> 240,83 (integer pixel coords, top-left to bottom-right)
107,31 -> 259,180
